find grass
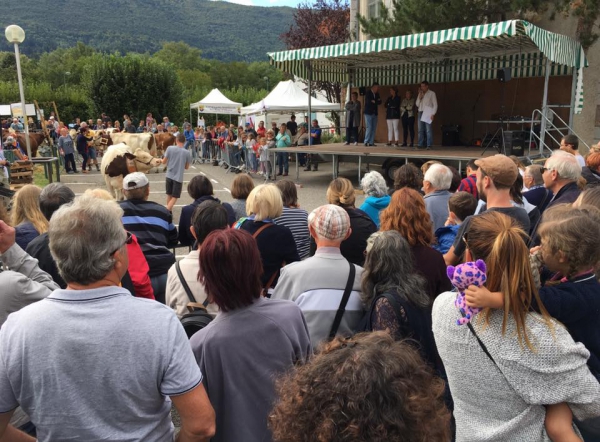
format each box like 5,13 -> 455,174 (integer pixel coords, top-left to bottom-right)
33,165 -> 50,187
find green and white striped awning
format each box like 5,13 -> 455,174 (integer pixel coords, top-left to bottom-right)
268,20 -> 588,113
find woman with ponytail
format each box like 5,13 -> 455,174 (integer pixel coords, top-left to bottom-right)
309,177 -> 377,266
432,211 -> 600,441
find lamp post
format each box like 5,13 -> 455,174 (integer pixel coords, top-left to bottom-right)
63,71 -> 71,88
5,24 -> 31,159
263,76 -> 270,92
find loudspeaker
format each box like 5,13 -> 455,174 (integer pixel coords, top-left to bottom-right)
442,125 -> 460,146
359,87 -> 366,96
497,68 -> 511,82
504,130 -> 525,156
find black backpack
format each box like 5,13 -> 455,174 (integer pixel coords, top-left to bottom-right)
175,261 -> 213,338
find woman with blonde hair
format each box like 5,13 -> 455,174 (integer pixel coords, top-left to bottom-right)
318,177 -> 376,266
237,184 -> 299,291
380,188 -> 451,301
432,211 -> 600,441
11,184 -> 48,250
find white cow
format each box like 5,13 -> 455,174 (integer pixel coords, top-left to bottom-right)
101,143 -> 162,200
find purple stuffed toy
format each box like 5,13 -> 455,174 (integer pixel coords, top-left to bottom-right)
447,259 -> 487,326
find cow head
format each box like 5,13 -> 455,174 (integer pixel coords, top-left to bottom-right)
133,148 -> 161,172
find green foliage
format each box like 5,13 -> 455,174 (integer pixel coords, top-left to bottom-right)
10,0 -> 295,62
358,0 -> 598,48
84,54 -> 185,124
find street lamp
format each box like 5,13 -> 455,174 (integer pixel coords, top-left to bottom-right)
64,71 -> 71,88
5,24 -> 31,159
263,76 -> 270,92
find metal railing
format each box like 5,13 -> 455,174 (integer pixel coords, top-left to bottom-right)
529,108 -> 590,157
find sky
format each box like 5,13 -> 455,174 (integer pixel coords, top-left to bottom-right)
213,0 -> 298,7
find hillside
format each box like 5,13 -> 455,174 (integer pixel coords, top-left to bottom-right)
4,0 -> 295,62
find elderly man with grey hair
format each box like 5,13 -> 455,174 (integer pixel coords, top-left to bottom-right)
543,149 -> 582,210
359,170 -> 390,228
523,164 -> 551,211
0,195 -> 216,442
423,163 -> 453,231
273,204 -> 364,347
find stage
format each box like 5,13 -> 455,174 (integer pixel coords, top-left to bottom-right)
270,143 -> 527,182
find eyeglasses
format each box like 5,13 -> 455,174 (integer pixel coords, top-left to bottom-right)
541,167 -> 554,174
111,231 -> 133,256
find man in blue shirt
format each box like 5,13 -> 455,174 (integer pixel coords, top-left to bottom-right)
305,120 -> 322,172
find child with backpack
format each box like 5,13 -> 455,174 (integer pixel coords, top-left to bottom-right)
434,191 -> 477,254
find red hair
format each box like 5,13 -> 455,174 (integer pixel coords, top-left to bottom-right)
199,229 -> 263,312
380,188 -> 433,246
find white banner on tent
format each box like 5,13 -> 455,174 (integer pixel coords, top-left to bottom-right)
194,105 -> 241,114
10,103 -> 36,117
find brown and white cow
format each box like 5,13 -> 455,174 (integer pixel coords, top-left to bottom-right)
101,143 -> 162,200
153,132 -> 176,157
109,132 -> 156,156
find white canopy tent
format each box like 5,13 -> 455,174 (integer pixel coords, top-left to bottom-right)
190,89 -> 242,115
241,80 -> 340,115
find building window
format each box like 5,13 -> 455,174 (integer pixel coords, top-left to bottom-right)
368,0 -> 378,18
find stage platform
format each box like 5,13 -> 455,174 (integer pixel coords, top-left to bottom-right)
270,143 -> 531,182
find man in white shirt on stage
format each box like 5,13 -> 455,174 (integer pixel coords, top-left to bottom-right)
415,80 -> 438,149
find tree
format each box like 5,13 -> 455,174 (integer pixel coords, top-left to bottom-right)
153,42 -> 208,72
359,0 -> 598,48
84,54 -> 184,124
281,0 -> 350,132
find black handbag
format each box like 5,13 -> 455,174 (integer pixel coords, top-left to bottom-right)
175,261 -> 213,339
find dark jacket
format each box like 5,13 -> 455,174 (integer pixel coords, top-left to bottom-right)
385,95 -> 401,120
546,181 -> 581,210
239,220 -> 300,288
345,100 -> 361,127
523,185 -> 551,212
538,275 -> 600,378
364,90 -> 382,116
411,244 -> 452,303
582,166 -> 600,188
15,221 -> 40,251
178,196 -> 236,246
309,207 -> 377,266
26,233 -> 66,289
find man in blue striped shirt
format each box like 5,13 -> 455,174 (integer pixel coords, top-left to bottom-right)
457,159 -> 478,200
119,172 -> 178,304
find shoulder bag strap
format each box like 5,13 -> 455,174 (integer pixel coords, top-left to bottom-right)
464,313 -> 497,366
328,261 -> 356,340
252,222 -> 274,238
175,260 -> 209,307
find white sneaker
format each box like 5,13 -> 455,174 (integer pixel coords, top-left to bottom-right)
344,142 -> 349,145
353,142 -> 357,146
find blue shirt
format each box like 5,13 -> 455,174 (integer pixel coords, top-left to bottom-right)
184,129 -> 195,142
310,127 -> 322,145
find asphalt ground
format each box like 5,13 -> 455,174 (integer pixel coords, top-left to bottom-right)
61,157 -> 376,256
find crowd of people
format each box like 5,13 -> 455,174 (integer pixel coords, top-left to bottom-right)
1,130 -> 600,441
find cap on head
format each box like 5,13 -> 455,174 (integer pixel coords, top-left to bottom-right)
475,154 -> 518,188
122,172 -> 149,190
308,204 -> 350,241
49,116 -> 55,120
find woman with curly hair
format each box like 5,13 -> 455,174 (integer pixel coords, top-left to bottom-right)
361,230 -> 441,367
269,331 -> 451,442
380,188 -> 451,301
392,163 -> 423,194
11,184 -> 48,250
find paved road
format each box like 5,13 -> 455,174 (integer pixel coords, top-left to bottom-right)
61,159 -> 375,255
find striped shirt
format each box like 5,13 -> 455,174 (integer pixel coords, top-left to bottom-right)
458,174 -> 478,200
119,199 -> 178,276
275,207 -> 310,260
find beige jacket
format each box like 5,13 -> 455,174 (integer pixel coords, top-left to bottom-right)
165,250 -> 219,319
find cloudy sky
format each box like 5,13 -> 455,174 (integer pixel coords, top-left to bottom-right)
216,0 -> 299,7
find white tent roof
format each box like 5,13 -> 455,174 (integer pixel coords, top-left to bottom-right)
190,89 -> 242,115
241,80 -> 339,115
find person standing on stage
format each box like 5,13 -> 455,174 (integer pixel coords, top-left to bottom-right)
416,81 -> 438,149
344,91 -> 361,146
385,87 -> 401,147
364,82 -> 381,147
400,90 -> 416,147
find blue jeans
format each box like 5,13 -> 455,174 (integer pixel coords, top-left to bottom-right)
277,151 -> 288,174
150,273 -> 168,304
364,113 -> 378,145
184,140 -> 196,159
418,112 -> 433,147
247,150 -> 258,171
